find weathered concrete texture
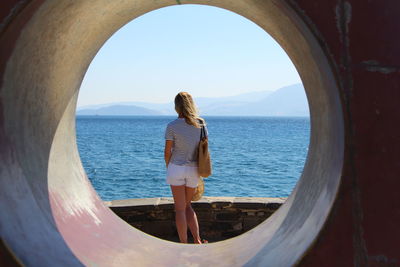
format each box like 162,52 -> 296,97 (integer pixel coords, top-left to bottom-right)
107,197 -> 285,242
0,0 -> 398,266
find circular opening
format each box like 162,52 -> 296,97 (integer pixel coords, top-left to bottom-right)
76,5 -> 310,203
1,1 -> 344,266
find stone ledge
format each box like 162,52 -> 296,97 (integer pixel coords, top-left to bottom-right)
105,196 -> 286,207
106,197 -> 286,243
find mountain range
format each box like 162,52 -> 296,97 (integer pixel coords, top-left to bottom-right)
77,83 -> 309,116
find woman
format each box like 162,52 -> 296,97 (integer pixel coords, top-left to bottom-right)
164,92 -> 207,244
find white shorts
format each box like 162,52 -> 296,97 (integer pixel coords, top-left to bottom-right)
166,163 -> 200,188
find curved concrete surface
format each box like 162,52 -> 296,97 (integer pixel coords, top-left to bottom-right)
0,1 -> 398,266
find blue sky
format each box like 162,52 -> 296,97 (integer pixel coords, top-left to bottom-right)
77,4 -> 301,107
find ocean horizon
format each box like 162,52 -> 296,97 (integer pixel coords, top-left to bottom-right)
76,115 -> 310,201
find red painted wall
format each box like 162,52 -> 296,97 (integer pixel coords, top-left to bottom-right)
291,1 -> 400,266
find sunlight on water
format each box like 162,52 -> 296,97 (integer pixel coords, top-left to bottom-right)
76,116 -> 309,201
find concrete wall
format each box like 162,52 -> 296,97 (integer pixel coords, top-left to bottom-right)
107,197 -> 284,243
0,0 -> 399,266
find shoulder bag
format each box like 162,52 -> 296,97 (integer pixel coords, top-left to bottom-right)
198,121 -> 212,177
192,120 -> 212,201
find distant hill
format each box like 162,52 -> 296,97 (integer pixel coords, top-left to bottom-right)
77,83 -> 309,116
76,105 -> 162,116
239,84 -> 309,116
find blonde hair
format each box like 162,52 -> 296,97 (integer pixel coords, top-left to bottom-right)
174,92 -> 202,128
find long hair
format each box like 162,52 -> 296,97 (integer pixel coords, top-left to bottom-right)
174,92 -> 202,128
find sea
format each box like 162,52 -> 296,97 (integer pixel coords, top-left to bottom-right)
76,116 -> 310,201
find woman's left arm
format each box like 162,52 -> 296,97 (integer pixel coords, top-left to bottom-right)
164,140 -> 173,167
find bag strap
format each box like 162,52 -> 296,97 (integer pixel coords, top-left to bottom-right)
200,125 -> 206,140
199,119 -> 207,140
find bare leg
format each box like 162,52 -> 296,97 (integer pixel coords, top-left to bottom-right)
186,206 -> 201,243
185,186 -> 202,244
170,185 -> 188,243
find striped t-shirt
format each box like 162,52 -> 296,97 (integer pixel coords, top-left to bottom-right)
165,118 -> 208,167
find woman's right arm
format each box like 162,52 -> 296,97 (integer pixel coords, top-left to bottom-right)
164,140 -> 173,168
